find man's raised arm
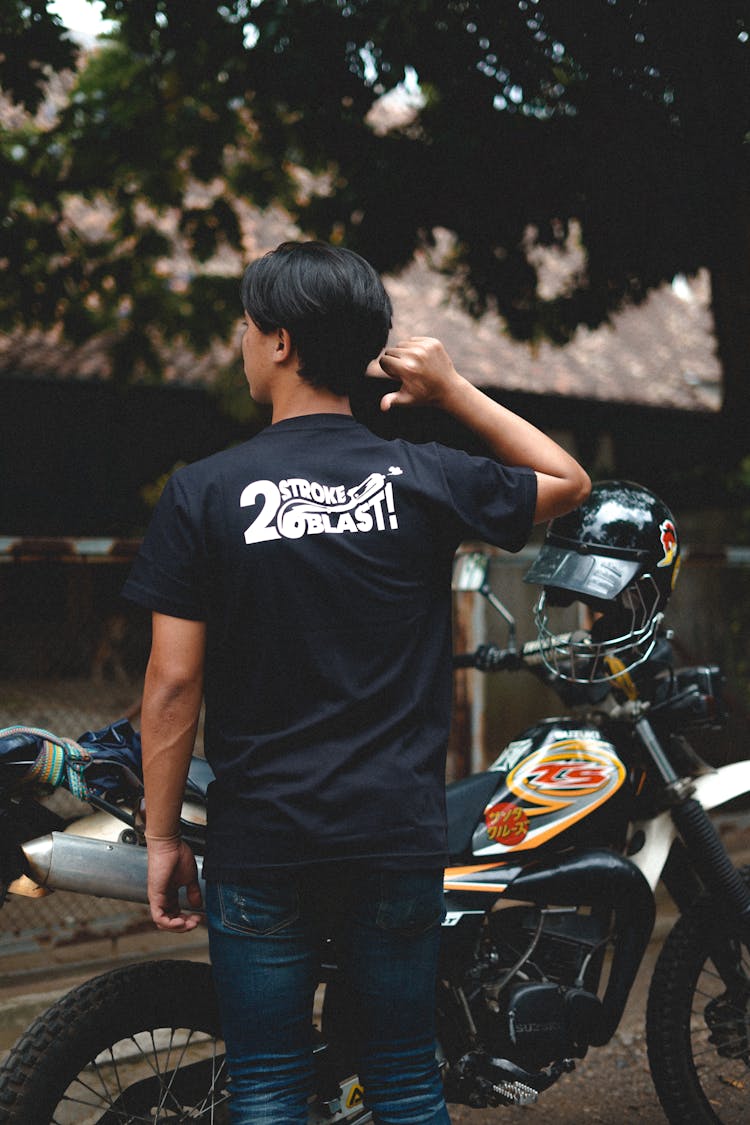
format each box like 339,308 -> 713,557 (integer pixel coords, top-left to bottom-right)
378,336 -> 591,523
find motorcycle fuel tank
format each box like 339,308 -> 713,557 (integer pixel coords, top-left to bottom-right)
472,719 -> 629,858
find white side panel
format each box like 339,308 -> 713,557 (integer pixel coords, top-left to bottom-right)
628,811 -> 677,891
692,761 -> 750,811
628,761 -> 750,891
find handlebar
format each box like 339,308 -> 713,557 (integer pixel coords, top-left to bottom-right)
453,638 -> 561,672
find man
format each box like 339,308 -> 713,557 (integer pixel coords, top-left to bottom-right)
123,240 -> 590,1124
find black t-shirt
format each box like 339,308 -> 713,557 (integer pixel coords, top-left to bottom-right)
122,414 -> 536,879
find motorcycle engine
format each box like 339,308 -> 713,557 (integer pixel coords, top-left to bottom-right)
467,906 -> 608,1071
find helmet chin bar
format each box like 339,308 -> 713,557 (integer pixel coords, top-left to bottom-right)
533,575 -> 664,685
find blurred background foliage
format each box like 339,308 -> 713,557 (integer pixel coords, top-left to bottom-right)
0,0 -> 748,460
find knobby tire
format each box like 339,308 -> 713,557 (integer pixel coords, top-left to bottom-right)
646,866 -> 750,1125
0,959 -> 227,1123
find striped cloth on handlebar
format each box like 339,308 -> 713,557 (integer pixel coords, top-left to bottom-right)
0,726 -> 92,800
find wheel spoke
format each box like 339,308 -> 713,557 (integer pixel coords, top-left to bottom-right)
694,1032 -> 748,1052
194,1048 -> 229,1119
50,1029 -> 228,1122
688,960 -> 750,1114
155,1028 -> 195,1114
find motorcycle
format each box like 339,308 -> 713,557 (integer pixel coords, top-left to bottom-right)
0,549 -> 748,1124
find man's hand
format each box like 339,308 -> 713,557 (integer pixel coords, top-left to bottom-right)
377,337 -> 465,412
147,837 -> 203,932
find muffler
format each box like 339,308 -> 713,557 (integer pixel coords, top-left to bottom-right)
21,831 -> 206,908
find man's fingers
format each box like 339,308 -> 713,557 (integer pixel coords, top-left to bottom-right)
156,914 -> 201,932
186,881 -> 203,909
151,899 -> 202,932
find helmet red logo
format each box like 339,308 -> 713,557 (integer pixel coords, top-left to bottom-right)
658,519 -> 677,568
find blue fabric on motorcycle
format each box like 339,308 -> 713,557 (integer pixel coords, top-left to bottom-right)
0,726 -> 91,799
0,719 -> 142,805
77,719 -> 143,799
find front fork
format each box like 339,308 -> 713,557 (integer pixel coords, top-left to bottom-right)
636,715 -> 750,943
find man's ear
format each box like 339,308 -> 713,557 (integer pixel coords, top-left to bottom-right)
273,328 -> 293,362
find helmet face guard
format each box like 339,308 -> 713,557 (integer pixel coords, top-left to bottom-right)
524,481 -> 680,686
532,576 -> 664,684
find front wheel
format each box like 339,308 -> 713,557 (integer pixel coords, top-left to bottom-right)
0,960 -> 228,1123
0,959 -> 373,1124
646,868 -> 750,1125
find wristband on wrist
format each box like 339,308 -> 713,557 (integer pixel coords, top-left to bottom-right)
145,831 -> 182,843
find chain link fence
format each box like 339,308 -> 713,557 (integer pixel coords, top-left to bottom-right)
0,542 -> 158,968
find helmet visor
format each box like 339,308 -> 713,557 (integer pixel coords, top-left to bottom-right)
523,545 -> 641,602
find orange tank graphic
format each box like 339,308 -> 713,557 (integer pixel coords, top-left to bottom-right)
472,721 -> 627,857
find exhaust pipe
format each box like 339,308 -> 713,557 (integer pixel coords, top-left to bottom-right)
22,832 -> 205,909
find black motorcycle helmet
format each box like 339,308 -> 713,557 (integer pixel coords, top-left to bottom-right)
523,481 -> 681,684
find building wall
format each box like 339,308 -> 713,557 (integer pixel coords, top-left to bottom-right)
2,376 -> 720,537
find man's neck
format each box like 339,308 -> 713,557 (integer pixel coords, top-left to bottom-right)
270,382 -> 352,424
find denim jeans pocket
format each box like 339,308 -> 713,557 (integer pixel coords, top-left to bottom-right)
374,870 -> 445,937
213,880 -> 301,937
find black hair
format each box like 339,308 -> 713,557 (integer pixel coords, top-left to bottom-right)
240,241 -> 392,397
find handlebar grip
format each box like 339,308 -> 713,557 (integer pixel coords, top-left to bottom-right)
454,637 -> 568,672
453,645 -> 520,671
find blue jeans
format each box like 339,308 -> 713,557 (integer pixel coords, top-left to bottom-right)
206,866 -> 450,1125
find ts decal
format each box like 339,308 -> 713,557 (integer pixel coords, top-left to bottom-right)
241,470 -> 401,544
521,759 -> 614,792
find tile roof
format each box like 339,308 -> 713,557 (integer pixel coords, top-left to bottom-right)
386,241 -> 720,413
0,205 -> 721,412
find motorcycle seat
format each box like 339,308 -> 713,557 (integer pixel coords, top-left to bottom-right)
445,770 -> 502,861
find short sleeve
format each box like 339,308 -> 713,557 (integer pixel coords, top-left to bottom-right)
436,447 -> 537,553
121,470 -> 208,620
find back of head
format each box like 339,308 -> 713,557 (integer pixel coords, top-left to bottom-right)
240,241 -> 392,397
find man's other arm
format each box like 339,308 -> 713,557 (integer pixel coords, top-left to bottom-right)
141,612 -> 206,932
